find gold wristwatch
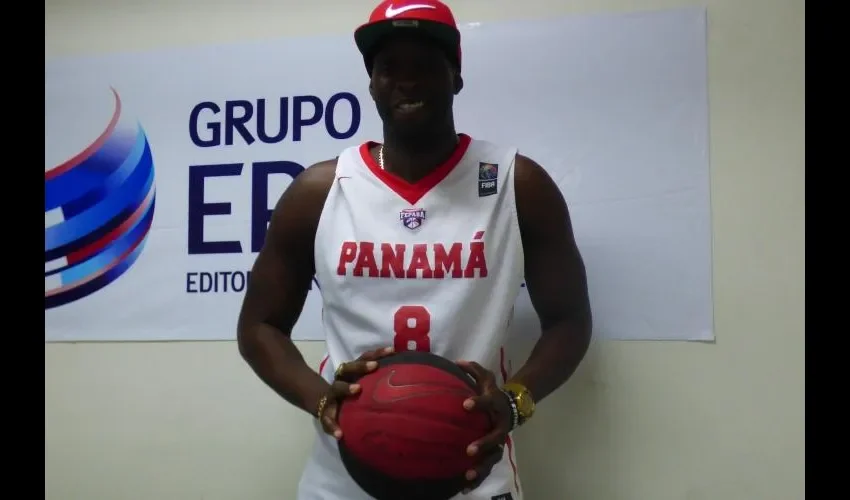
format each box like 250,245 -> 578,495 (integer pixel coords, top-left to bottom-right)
502,382 -> 536,426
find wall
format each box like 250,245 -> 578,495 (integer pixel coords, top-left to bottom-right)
45,0 -> 805,499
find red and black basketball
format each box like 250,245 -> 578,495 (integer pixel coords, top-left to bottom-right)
337,351 -> 492,500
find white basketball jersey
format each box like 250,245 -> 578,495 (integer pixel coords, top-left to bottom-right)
297,134 -> 526,500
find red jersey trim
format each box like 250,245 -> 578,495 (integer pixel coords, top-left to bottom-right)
358,133 -> 472,205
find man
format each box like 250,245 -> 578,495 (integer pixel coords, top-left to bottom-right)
236,1 -> 592,499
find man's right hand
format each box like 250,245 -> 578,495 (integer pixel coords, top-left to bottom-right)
317,346 -> 395,439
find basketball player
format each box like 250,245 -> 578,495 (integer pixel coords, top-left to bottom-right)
236,1 -> 592,498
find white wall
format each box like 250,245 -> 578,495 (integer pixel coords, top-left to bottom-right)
45,1 -> 804,499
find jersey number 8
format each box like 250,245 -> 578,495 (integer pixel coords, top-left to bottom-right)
393,305 -> 431,353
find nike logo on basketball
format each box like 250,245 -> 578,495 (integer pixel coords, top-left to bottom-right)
372,370 -> 471,403
385,3 -> 437,17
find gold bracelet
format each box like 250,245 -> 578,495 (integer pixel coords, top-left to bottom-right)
315,394 -> 329,420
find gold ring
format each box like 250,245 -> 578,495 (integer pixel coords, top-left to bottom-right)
334,362 -> 346,379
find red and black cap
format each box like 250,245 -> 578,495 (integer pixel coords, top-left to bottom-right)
354,0 -> 462,74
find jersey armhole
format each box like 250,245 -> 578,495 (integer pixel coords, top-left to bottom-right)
506,148 -> 526,283
311,156 -> 344,289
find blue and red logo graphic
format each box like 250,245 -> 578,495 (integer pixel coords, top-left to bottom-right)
45,87 -> 156,310
399,208 -> 426,230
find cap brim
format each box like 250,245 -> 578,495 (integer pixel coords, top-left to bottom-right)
354,19 -> 460,66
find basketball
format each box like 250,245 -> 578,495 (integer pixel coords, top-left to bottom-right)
337,351 -> 492,500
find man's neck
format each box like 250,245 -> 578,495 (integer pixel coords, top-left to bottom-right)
381,127 -> 459,184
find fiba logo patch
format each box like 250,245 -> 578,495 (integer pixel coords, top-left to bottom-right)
45,87 -> 156,310
478,162 -> 498,197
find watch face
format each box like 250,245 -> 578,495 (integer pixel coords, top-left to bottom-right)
518,394 -> 534,414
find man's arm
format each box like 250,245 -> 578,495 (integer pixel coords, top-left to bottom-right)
507,154 -> 593,403
236,160 -> 336,417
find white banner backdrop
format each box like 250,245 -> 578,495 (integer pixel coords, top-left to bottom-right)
45,7 -> 711,342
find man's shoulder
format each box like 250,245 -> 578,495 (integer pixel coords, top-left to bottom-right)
299,142 -> 367,183
268,158 -> 338,224
512,153 -> 570,231
291,157 -> 340,195
303,157 -> 339,178
512,153 -> 540,178
287,138 -> 370,200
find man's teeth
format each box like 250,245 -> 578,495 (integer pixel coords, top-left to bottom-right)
398,101 -> 424,110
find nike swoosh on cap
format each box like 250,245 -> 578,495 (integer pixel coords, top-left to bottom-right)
371,369 -> 472,403
385,3 -> 437,18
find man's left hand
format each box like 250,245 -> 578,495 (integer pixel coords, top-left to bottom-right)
456,360 -> 513,494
